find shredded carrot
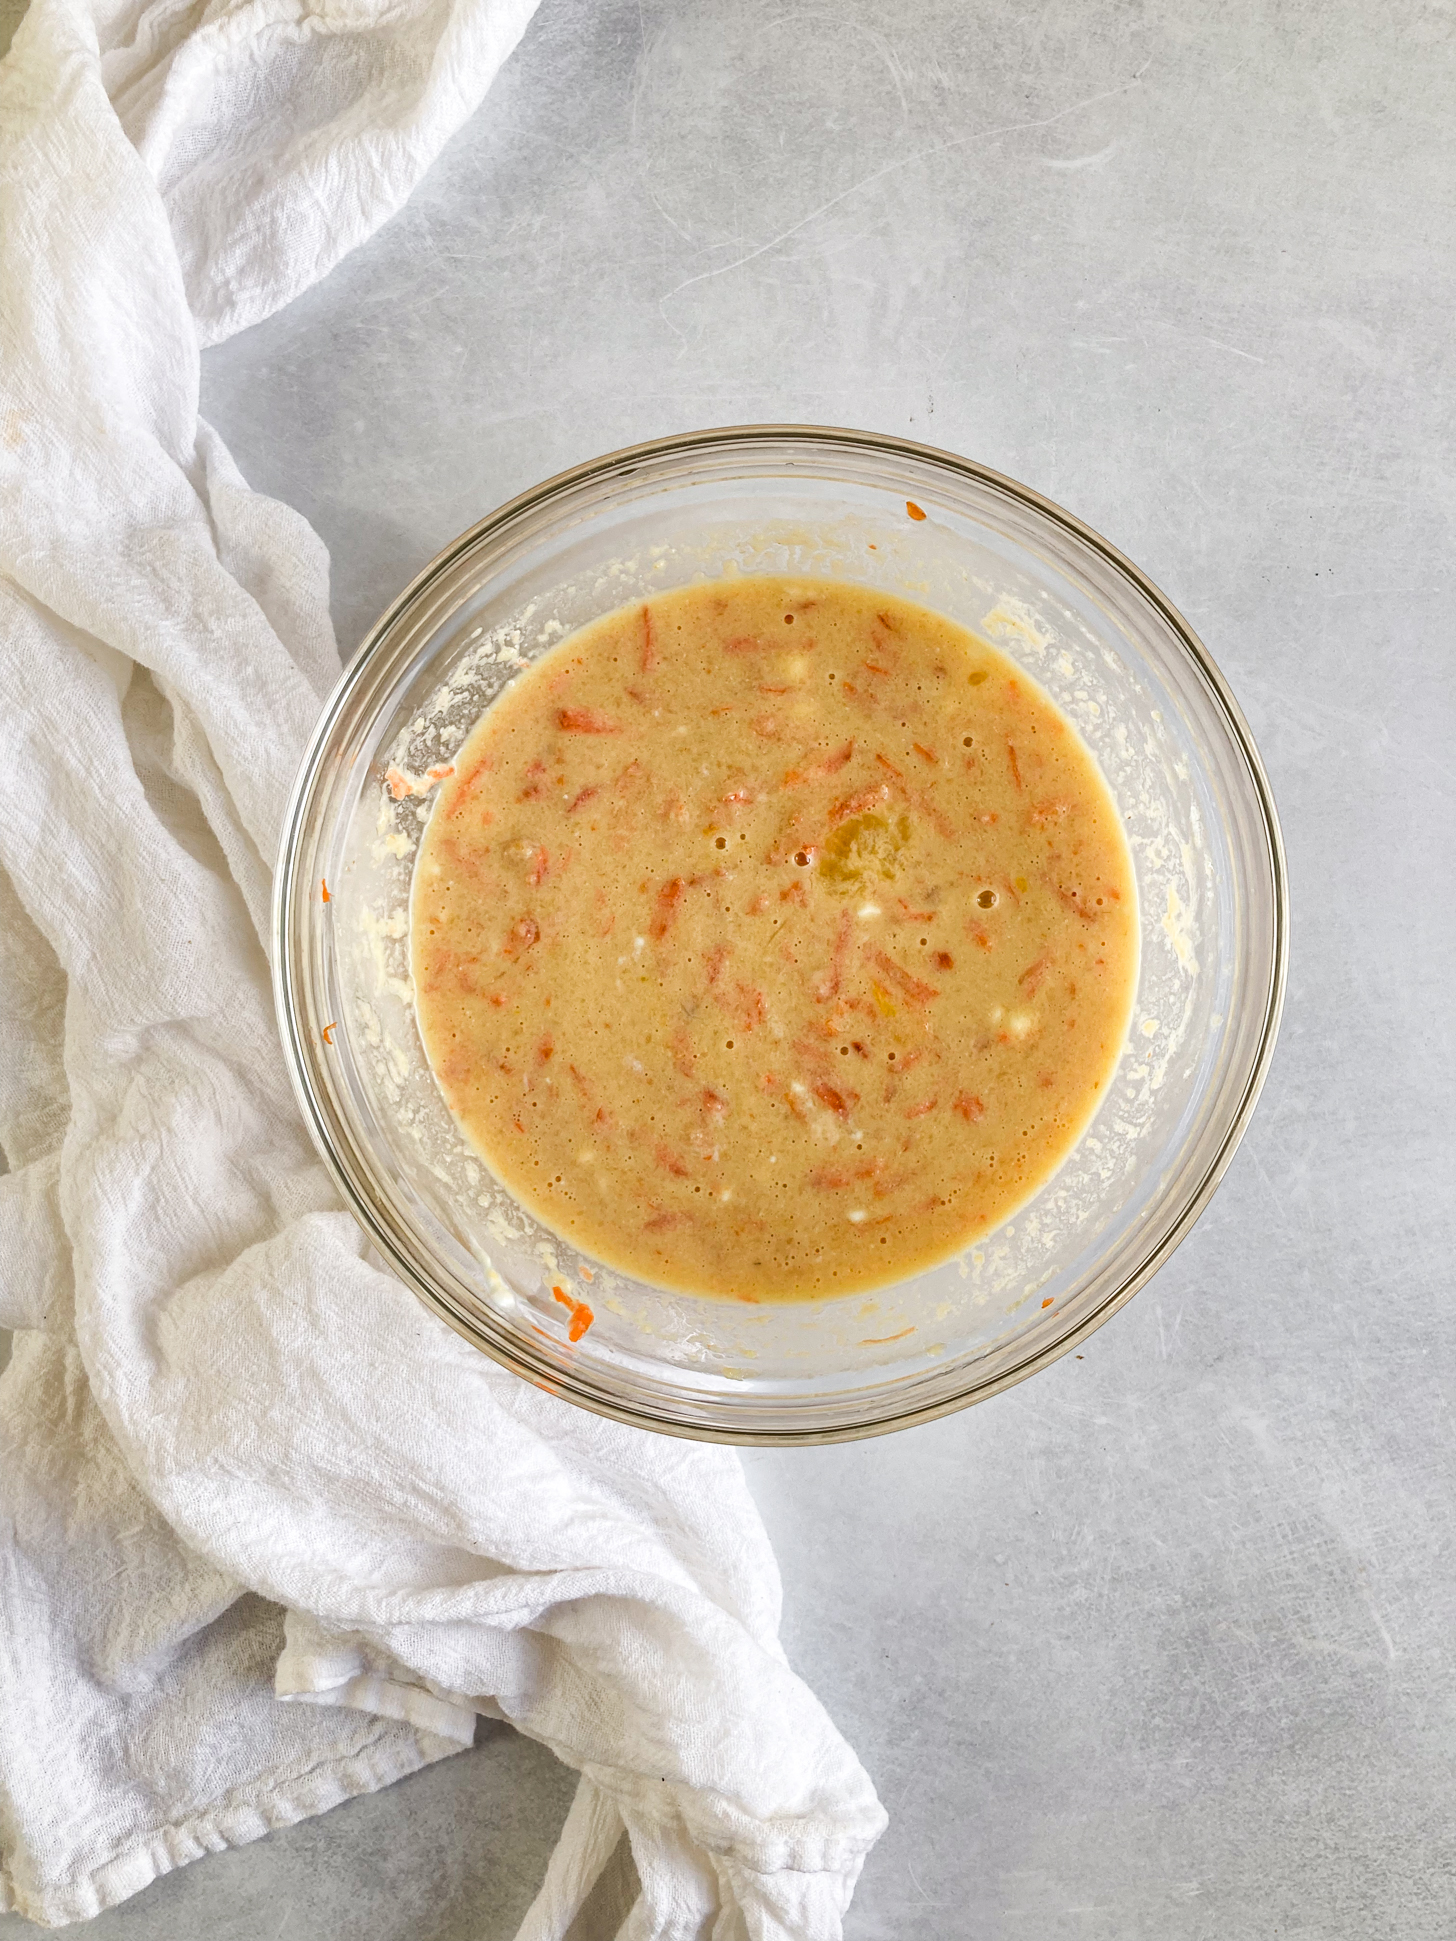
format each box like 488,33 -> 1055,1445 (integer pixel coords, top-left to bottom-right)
553,1284 -> 595,1342
384,766 -> 412,799
1007,740 -> 1023,790
650,877 -> 686,941
453,753 -> 494,800
867,947 -> 939,1005
829,782 -> 890,823
912,743 -> 938,765
906,501 -> 927,521
640,604 -> 655,674
860,1326 -> 916,1344
1020,955 -> 1052,995
734,984 -> 768,1031
558,707 -> 622,734
1041,1297 -> 1054,1309
952,1092 -> 985,1122
321,1021 -> 337,1045
320,877 -> 331,903
503,915 -> 540,958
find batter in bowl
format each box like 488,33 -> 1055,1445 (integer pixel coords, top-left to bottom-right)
410,576 -> 1137,1300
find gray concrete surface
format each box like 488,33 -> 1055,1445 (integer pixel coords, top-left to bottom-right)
4,0 -> 1454,1935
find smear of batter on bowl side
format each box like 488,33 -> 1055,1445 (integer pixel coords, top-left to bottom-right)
410,576 -> 1137,1301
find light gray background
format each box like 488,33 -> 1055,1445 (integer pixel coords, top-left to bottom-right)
4,1 -> 1454,1936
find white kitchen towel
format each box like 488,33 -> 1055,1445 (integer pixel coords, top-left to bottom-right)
0,0 -> 888,1931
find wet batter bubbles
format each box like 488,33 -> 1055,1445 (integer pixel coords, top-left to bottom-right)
410,576 -> 1138,1301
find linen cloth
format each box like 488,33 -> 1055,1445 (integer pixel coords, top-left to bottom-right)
0,0 -> 888,1929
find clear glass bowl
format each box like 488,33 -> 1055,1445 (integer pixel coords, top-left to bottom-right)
274,427 -> 1287,1445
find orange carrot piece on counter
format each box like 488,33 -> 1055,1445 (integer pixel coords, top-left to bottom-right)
906,501 -> 927,521
321,1021 -> 337,1045
320,877 -> 331,902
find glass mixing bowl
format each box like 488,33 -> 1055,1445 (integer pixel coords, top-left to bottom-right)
274,426 -> 1287,1444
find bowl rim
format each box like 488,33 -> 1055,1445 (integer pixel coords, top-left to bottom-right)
274,422 -> 1290,1445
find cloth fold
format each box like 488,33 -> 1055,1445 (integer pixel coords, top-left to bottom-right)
0,0 -> 886,1930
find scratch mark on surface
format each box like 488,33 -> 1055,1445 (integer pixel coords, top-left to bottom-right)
1043,139 -> 1121,171
659,65 -> 1151,304
1360,1584 -> 1398,1662
1199,335 -> 1265,364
